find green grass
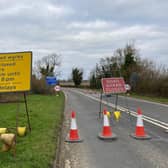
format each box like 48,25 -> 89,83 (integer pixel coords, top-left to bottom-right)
0,93 -> 64,168
127,93 -> 168,104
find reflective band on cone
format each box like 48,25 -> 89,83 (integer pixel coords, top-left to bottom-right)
130,108 -> 151,140
65,111 -> 83,143
98,109 -> 117,140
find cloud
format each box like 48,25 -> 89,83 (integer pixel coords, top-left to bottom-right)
47,4 -> 74,16
0,1 -> 74,21
0,0 -> 167,79
69,20 -> 117,29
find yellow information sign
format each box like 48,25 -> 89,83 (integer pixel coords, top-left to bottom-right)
0,51 -> 32,92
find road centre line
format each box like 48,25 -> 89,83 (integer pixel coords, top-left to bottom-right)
71,89 -> 168,130
114,104 -> 168,127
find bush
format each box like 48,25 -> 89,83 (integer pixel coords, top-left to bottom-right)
31,75 -> 54,94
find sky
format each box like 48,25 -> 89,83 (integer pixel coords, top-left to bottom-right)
0,0 -> 168,79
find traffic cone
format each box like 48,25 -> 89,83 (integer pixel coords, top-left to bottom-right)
130,108 -> 151,140
65,111 -> 83,142
98,109 -> 117,140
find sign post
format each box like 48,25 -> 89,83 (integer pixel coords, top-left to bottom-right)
99,77 -> 126,118
0,51 -> 32,134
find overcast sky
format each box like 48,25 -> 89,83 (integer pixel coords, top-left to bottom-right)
0,0 -> 168,79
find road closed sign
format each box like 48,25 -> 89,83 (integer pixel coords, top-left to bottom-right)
101,77 -> 126,94
0,51 -> 32,93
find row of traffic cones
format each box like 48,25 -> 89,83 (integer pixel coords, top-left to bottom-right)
65,108 -> 151,142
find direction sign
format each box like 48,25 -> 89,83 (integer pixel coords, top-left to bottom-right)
101,77 -> 126,94
46,76 -> 57,86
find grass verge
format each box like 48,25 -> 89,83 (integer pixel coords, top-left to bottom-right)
128,93 -> 168,104
0,93 -> 64,168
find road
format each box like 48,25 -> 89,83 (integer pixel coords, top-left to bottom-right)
62,88 -> 168,168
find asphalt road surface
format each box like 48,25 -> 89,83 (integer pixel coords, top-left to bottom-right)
63,88 -> 168,168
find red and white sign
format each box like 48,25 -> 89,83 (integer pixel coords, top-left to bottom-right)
125,84 -> 131,91
101,77 -> 126,94
54,85 -> 60,91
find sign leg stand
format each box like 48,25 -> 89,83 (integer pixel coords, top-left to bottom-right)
115,94 -> 118,110
24,93 -> 31,132
99,90 -> 103,119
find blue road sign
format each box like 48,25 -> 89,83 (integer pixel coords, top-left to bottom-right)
46,76 -> 57,86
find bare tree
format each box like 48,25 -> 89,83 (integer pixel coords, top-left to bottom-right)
35,53 -> 61,77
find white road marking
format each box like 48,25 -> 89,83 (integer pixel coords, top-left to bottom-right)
71,89 -> 168,130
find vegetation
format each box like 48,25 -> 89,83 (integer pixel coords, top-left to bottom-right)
32,53 -> 61,94
129,93 -> 168,104
34,53 -> 61,77
72,67 -> 83,87
31,75 -> 48,94
89,43 -> 168,97
0,93 -> 64,168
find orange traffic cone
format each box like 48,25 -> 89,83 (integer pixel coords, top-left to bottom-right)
131,108 -> 151,140
65,111 -> 83,142
98,109 -> 117,140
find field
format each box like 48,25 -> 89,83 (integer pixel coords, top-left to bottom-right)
0,93 -> 64,168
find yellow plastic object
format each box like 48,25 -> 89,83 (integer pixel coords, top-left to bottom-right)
114,111 -> 121,121
106,111 -> 111,118
17,127 -> 26,137
0,128 -> 7,134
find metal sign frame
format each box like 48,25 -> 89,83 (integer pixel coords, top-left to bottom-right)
0,51 -> 32,156
99,77 -> 126,118
0,92 -> 31,157
0,51 -> 32,131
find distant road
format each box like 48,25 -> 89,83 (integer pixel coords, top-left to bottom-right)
63,88 -> 168,168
